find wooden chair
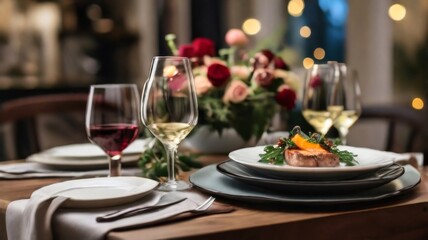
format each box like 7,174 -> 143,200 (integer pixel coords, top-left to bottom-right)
0,93 -> 89,160
357,105 -> 427,156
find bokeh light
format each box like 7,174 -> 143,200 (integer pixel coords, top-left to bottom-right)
412,97 -> 424,110
300,26 -> 311,38
303,57 -> 314,69
313,48 -> 325,60
288,0 -> 305,17
242,18 -> 261,35
389,4 -> 406,21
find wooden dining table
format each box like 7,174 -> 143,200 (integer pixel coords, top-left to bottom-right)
1,157 -> 428,240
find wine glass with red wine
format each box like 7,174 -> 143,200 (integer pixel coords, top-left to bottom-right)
85,84 -> 140,177
141,56 -> 198,191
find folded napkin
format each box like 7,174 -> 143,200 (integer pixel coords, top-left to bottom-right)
0,162 -> 142,179
6,190 -> 234,240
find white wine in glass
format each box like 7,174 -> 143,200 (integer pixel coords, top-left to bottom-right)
302,63 -> 343,136
141,56 -> 198,191
333,64 -> 362,145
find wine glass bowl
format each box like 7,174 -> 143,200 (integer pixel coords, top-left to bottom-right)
85,84 -> 140,177
141,56 -> 198,191
302,63 -> 343,136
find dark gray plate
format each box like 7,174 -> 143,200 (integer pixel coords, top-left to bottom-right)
217,161 -> 405,193
190,164 -> 420,205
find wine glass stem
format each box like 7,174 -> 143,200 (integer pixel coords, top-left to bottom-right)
108,155 -> 122,177
164,144 -> 177,183
338,128 -> 348,145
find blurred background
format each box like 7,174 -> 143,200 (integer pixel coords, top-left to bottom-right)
0,0 -> 427,159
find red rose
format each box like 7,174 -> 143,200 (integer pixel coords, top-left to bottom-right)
192,38 -> 215,57
261,49 -> 275,62
274,57 -> 290,71
207,63 -> 231,87
178,44 -> 195,58
275,86 -> 296,109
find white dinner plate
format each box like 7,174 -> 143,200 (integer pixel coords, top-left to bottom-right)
27,154 -> 140,170
228,146 -> 408,180
45,139 -> 152,159
27,139 -> 154,170
32,176 -> 159,208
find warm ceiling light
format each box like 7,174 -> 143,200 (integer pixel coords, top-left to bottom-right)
313,48 -> 325,60
300,26 -> 311,38
242,18 -> 261,35
389,4 -> 406,21
412,97 -> 424,110
303,57 -> 314,69
288,0 -> 305,17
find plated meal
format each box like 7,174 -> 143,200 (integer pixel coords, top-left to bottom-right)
259,126 -> 358,167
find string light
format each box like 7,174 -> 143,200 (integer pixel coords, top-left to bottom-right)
389,4 -> 406,21
300,26 -> 311,38
242,18 -> 261,35
313,48 -> 325,60
288,0 -> 305,17
303,57 -> 314,69
412,97 -> 424,110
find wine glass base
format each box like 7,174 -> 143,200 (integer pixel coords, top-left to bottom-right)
157,180 -> 192,191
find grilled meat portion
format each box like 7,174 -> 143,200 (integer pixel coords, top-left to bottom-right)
285,149 -> 340,167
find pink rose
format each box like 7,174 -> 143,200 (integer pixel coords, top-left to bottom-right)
225,29 -> 248,46
275,85 -> 296,109
167,73 -> 187,92
251,68 -> 274,87
203,56 -> 227,66
230,65 -> 251,80
192,38 -> 215,57
207,63 -> 231,87
223,80 -> 249,103
194,75 -> 213,95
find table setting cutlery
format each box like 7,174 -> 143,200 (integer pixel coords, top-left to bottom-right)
96,192 -> 187,222
6,176 -> 233,240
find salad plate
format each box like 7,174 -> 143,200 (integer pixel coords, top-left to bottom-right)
32,176 -> 159,208
229,145 -> 407,180
217,160 -> 405,193
190,164 -> 420,205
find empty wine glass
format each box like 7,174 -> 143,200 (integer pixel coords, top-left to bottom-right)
333,64 -> 362,145
85,84 -> 140,177
141,56 -> 198,191
302,62 -> 343,136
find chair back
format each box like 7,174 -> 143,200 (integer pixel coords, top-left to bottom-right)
0,93 -> 89,160
358,105 -> 427,155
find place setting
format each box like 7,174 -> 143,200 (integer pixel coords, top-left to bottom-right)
190,62 -> 422,206
5,57 -> 235,240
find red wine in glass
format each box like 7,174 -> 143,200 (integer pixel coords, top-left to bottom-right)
86,84 -> 140,177
88,124 -> 139,156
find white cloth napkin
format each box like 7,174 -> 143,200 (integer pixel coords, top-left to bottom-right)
6,191 -> 233,240
0,162 -> 142,179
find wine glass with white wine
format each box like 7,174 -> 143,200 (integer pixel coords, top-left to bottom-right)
333,64 -> 362,145
141,56 -> 198,191
302,62 -> 343,136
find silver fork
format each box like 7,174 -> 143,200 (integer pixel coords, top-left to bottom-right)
192,196 -> 215,212
168,196 -> 215,219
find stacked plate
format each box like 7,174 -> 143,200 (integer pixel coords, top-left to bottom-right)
27,139 -> 153,170
190,146 -> 421,205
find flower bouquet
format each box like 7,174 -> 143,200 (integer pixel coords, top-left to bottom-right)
166,29 -> 300,142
